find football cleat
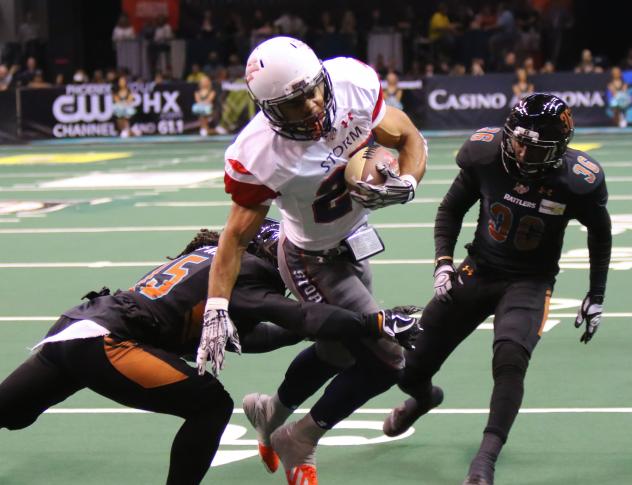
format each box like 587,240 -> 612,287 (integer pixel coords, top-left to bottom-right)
242,393 -> 280,473
271,421 -> 318,485
285,464 -> 318,485
382,386 -> 444,437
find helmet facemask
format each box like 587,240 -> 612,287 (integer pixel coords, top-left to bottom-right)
501,125 -> 566,180
253,66 -> 336,141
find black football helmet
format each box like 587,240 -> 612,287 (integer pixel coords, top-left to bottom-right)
247,217 -> 280,267
502,93 -> 574,180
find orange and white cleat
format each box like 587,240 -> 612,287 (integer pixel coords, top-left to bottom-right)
243,393 -> 280,473
285,464 -> 318,485
257,442 -> 280,474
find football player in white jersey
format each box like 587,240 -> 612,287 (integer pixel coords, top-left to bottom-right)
197,36 -> 427,484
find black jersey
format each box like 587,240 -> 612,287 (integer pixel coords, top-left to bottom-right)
435,127 -> 610,280
61,247 -> 371,355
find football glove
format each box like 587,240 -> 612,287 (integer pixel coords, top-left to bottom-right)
379,309 -> 422,351
350,163 -> 416,210
574,293 -> 604,344
433,259 -> 462,303
196,297 -> 241,376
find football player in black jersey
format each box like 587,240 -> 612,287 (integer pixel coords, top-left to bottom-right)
382,94 -> 612,485
0,219 -> 420,485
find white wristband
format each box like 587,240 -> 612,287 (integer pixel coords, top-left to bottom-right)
400,174 -> 418,188
205,297 -> 229,312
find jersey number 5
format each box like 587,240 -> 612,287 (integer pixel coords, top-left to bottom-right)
312,166 -> 353,223
136,254 -> 207,300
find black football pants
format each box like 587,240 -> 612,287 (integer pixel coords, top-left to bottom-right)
0,321 -> 233,485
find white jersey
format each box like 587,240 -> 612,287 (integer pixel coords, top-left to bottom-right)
224,57 -> 386,251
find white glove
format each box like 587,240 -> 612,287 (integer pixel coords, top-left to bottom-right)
433,259 -> 462,303
196,297 -> 241,376
350,163 -> 416,209
574,293 -> 604,344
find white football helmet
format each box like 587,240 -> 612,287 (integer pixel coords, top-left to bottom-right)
245,36 -> 335,140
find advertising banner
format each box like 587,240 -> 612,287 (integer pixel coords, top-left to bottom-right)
19,82 -> 198,139
422,72 -> 612,129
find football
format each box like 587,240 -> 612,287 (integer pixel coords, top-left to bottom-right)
344,145 -> 399,191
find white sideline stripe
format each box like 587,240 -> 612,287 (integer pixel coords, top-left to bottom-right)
4,313 -> 632,323
42,407 -> 632,415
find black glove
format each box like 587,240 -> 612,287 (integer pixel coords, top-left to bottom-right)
574,293 -> 604,344
433,259 -> 461,303
379,309 -> 422,351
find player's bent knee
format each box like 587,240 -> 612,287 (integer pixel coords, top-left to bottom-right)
492,340 -> 530,379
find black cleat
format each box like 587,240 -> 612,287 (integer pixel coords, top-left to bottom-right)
382,386 -> 444,437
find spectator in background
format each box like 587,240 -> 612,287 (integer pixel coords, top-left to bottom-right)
540,60 -> 555,73
575,49 -> 603,74
274,9 -> 306,38
112,13 -> 136,47
250,9 -> 272,35
620,47 -> 632,71
92,69 -> 105,84
226,53 -> 245,81
28,70 -> 50,88
18,10 -> 41,62
72,68 -> 88,84
153,15 -> 175,72
373,54 -> 389,78
192,74 -> 216,136
523,56 -> 537,76
471,58 -> 485,75
607,66 -> 630,128
15,57 -> 39,87
112,75 -> 136,138
542,0 -> 573,68
105,68 -> 118,84
203,51 -> 224,79
428,3 -> 459,60
497,50 -> 517,73
54,73 -> 65,86
199,10 -> 218,40
187,63 -> 205,83
424,62 -> 435,78
488,2 -> 518,69
512,67 -> 534,99
0,64 -> 17,91
383,71 -> 403,110
449,63 -> 467,76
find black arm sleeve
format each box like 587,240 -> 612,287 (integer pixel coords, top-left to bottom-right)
575,182 -> 612,297
434,168 -> 479,260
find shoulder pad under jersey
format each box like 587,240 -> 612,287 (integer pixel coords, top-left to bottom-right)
560,148 -> 605,195
456,127 -> 503,170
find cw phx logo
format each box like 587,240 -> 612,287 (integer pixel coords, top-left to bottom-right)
51,83 -> 182,137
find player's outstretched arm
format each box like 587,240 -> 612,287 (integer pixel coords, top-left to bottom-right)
197,203 -> 269,375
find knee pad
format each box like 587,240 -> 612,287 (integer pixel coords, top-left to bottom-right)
492,341 -> 529,380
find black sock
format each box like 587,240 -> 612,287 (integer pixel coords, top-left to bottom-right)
468,432 -> 503,480
167,393 -> 233,485
277,345 -> 339,409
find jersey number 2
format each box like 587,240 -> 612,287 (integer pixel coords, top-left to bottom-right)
312,166 -> 353,223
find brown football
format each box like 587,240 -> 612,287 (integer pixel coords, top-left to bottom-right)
344,145 -> 399,191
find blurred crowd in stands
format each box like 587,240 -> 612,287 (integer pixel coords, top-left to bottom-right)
1,0 -> 630,129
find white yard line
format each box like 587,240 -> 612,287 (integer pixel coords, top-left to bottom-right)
42,407 -> 632,415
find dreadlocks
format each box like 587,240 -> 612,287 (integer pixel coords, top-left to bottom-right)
170,228 -> 221,259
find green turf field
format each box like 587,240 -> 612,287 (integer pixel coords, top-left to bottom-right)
1,132 -> 631,484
